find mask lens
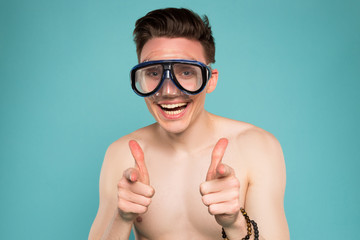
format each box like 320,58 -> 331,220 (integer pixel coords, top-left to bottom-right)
134,64 -> 163,94
173,63 -> 203,92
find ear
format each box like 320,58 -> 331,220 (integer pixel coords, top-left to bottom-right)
206,69 -> 219,93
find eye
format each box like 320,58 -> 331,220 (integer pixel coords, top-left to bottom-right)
144,66 -> 161,79
182,70 -> 193,76
175,66 -> 197,79
146,71 -> 159,77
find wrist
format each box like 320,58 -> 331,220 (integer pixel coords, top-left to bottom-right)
222,213 -> 248,239
100,210 -> 133,240
117,208 -> 138,223
222,208 -> 257,240
115,209 -> 136,226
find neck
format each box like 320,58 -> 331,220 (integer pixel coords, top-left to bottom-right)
156,110 -> 217,154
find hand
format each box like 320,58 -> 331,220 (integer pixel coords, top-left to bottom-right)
200,138 -> 241,227
117,140 -> 155,222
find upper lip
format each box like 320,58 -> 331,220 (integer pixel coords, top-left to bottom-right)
156,99 -> 191,105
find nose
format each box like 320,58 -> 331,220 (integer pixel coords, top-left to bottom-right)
157,70 -> 182,96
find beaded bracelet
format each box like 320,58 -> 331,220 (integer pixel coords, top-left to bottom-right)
221,207 -> 259,240
251,220 -> 259,240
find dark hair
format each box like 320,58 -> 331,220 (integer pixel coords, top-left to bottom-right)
133,8 -> 215,64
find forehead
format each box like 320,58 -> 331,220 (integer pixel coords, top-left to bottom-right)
140,37 -> 206,63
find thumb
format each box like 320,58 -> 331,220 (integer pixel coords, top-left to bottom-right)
129,140 -> 150,184
206,138 -> 228,181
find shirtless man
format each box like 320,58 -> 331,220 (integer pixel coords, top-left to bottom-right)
89,8 -> 289,240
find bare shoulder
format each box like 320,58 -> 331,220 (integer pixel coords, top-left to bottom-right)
234,121 -> 283,162
215,116 -> 285,183
215,115 -> 281,146
102,124 -> 157,175
99,124 -> 158,200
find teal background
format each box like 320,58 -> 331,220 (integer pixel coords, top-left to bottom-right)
1,0 -> 359,239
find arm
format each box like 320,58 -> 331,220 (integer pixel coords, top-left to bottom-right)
241,130 -> 289,240
200,131 -> 289,240
88,140 -> 154,240
88,140 -> 131,240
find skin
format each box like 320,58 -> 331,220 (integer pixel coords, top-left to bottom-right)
89,37 -> 289,240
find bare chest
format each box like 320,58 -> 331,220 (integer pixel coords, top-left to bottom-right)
133,150 -> 248,239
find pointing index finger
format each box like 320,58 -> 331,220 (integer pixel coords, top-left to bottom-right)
129,140 -> 149,185
206,138 -> 229,181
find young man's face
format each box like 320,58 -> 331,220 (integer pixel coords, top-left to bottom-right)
139,37 -> 218,134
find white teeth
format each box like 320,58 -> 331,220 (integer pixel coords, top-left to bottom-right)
163,109 -> 184,115
159,102 -> 188,115
160,103 -> 187,109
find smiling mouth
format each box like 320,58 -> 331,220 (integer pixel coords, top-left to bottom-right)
159,103 -> 188,115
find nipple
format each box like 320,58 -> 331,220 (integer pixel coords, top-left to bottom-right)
136,216 -> 143,223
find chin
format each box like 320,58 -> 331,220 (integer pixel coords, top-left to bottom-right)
157,119 -> 191,134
